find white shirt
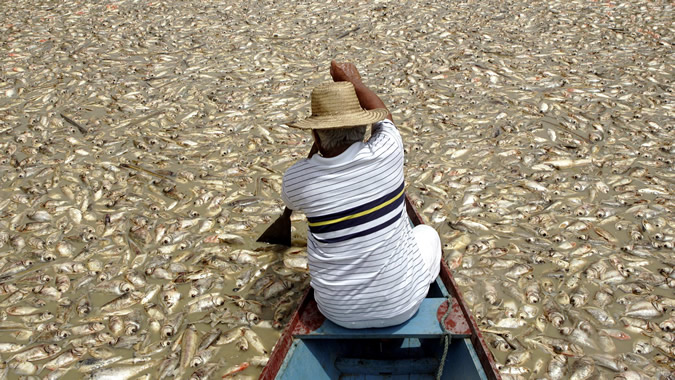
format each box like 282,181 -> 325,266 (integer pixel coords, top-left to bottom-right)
282,120 -> 433,328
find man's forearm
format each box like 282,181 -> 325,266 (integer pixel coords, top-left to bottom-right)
329,61 -> 393,122
353,82 -> 393,122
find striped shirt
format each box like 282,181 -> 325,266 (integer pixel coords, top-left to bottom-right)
282,120 -> 432,328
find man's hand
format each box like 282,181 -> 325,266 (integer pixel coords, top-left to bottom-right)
329,59 -> 393,122
330,61 -> 362,85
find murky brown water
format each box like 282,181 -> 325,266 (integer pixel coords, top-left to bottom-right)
0,0 -> 673,379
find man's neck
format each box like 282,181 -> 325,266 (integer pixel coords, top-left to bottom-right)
319,145 -> 350,158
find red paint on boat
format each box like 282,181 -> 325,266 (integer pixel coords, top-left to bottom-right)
291,297 -> 325,335
436,298 -> 471,335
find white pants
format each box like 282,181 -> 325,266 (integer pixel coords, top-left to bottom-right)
365,225 -> 442,327
330,224 -> 443,329
413,224 -> 442,281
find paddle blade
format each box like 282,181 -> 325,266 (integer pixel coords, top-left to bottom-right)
256,210 -> 292,246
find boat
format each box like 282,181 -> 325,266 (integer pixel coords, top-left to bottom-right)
260,196 -> 501,380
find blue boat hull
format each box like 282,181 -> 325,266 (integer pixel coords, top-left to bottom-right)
278,336 -> 487,380
270,277 -> 491,380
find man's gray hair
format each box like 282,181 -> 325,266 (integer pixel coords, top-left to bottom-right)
315,125 -> 367,150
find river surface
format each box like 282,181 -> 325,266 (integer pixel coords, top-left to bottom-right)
0,0 -> 673,379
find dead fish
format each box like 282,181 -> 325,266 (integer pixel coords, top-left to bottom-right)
86,360 -> 157,380
584,306 -> 616,326
11,343 -> 60,362
178,324 -> 199,371
546,354 -> 567,380
569,356 -> 595,380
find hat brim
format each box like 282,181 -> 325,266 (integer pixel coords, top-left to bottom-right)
287,108 -> 389,129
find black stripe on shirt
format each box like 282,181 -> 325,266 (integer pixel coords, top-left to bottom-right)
306,181 -> 405,224
311,212 -> 401,244
308,193 -> 404,234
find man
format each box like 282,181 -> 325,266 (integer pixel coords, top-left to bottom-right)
281,61 -> 441,329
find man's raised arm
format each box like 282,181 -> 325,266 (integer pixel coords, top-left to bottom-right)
330,61 -> 393,123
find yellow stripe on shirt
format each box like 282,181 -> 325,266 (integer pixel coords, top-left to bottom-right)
307,187 -> 406,227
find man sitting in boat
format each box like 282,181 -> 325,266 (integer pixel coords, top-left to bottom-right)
280,61 -> 442,329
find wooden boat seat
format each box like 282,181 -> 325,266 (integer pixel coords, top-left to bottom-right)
295,297 -> 447,338
293,277 -> 472,339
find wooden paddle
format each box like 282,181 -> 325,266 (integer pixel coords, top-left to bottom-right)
257,144 -> 318,246
256,206 -> 294,246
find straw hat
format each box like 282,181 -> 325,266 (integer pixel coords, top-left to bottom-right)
288,82 -> 389,129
